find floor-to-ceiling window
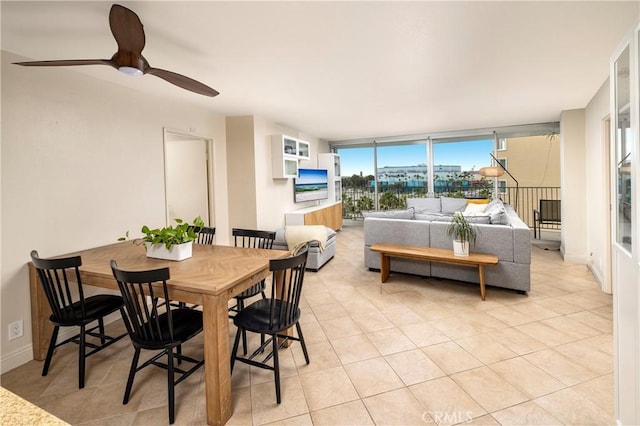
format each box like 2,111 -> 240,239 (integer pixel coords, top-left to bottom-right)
334,123 -> 560,221
431,138 -> 493,198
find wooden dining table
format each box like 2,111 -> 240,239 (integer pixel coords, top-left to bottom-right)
28,241 -> 289,426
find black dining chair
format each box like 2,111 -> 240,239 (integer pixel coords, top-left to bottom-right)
229,228 -> 277,354
189,225 -> 216,245
230,245 -> 310,404
30,250 -> 127,389
110,260 -> 204,425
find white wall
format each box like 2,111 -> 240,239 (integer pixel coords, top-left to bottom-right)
0,51 -> 229,371
225,115 -> 329,234
253,116 -> 329,231
584,80 -> 612,292
559,109 -> 589,263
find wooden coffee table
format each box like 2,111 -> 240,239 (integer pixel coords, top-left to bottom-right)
369,243 -> 499,300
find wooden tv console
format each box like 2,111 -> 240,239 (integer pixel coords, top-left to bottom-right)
285,201 -> 343,231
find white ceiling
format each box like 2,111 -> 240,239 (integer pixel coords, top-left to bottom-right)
2,1 -> 638,141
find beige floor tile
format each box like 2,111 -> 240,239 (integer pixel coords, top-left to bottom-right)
532,297 -> 585,315
77,412 -> 137,426
485,326 -> 547,355
366,328 -> 417,355
491,400 -> 562,425
451,366 -> 528,412
571,374 -> 615,414
330,334 -> 380,365
464,414 -> 501,425
484,305 -> 533,326
409,377 -> 486,426
566,310 -> 613,333
554,293 -> 607,310
385,349 -> 445,386
515,322 -> 576,347
298,366 -> 359,411
535,388 -> 614,425
264,413 -> 314,425
489,357 -> 564,398
554,340 -> 613,376
540,316 -> 602,340
399,322 -> 451,347
297,321 -> 328,344
524,349 -> 601,386
509,302 -> 561,321
350,311 -> 396,333
579,333 -> 614,356
363,388 -> 429,425
311,303 -> 349,321
303,290 -> 340,307
291,340 -> 341,374
249,346 -> 299,384
455,334 -> 518,364
590,305 -> 614,321
344,357 -> 404,398
319,316 -> 363,340
251,376 -> 309,425
379,305 -> 425,326
310,399 -> 374,425
421,342 -> 483,375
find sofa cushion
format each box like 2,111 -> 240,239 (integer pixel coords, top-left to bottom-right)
485,203 -> 509,225
407,198 -> 441,213
441,196 -> 468,214
463,202 -> 488,215
362,208 -> 415,220
414,213 -> 446,221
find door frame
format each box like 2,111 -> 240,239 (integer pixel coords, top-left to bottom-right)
162,128 -> 215,227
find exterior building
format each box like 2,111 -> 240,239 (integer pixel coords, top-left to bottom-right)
495,135 -> 561,191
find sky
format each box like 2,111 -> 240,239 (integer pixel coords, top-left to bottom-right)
337,139 -> 494,177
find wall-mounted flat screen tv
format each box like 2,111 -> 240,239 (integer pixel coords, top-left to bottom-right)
294,168 -> 329,203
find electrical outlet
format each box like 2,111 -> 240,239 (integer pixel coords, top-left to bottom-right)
8,320 -> 23,340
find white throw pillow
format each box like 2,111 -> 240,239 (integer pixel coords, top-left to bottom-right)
463,202 -> 488,216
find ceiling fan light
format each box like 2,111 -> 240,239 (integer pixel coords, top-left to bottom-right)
119,66 -> 143,76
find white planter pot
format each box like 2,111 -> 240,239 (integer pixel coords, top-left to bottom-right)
145,241 -> 193,261
453,240 -> 469,257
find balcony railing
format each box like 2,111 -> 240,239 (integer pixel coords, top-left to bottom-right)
341,185 -> 561,231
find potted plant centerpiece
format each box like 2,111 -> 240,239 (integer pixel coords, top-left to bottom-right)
120,216 -> 204,261
447,211 -> 477,257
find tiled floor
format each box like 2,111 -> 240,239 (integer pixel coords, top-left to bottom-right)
1,220 -> 614,425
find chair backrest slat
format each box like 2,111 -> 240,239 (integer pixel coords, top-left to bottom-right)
189,225 -> 216,245
232,228 -> 275,249
111,261 -> 173,344
267,246 -> 308,330
31,250 -> 86,323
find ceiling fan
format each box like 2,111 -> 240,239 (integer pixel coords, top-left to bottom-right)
13,4 -> 219,97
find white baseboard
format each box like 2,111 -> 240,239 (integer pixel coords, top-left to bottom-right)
0,311 -> 123,374
0,345 -> 34,375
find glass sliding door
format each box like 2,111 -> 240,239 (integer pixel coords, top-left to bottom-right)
375,143 -> 429,208
336,146 -> 375,218
614,46 -> 632,252
431,138 -> 493,198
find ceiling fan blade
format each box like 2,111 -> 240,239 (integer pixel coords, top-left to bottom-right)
146,68 -> 219,97
109,4 -> 145,54
14,59 -> 113,67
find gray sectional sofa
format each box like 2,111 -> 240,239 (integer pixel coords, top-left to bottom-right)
363,197 -> 531,293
